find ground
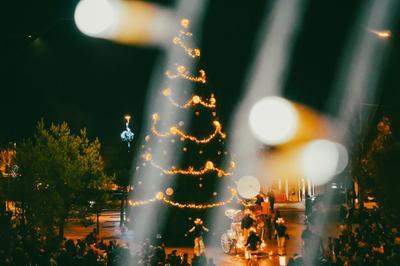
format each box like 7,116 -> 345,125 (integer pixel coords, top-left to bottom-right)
65,202 -> 341,265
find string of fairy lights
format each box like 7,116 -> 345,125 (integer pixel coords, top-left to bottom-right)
162,88 -> 216,109
129,188 -> 238,209
151,113 -> 226,143
166,66 -> 207,83
130,18 -> 237,209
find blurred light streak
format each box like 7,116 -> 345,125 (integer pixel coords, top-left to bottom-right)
207,0 -> 307,248
75,0 -> 177,47
328,0 -> 398,143
128,0 -> 209,242
312,1 -> 398,263
367,28 -> 391,39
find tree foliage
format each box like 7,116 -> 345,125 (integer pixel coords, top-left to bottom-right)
13,120 -> 113,236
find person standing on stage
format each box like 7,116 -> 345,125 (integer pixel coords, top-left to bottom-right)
188,218 -> 209,256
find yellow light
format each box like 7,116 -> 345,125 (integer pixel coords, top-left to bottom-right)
151,115 -> 226,143
164,93 -> 216,109
149,159 -> 234,177
162,88 -> 171,96
129,188 -> 237,209
144,153 -> 152,161
156,192 -> 164,200
152,113 -> 159,121
165,187 -> 174,196
181,18 -> 189,29
173,37 -> 201,58
193,95 -> 201,104
166,65 -> 206,83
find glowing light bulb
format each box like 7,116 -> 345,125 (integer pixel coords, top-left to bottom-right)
152,113 -> 159,121
192,95 -> 201,104
156,192 -> 164,200
205,161 -> 214,170
181,19 -> 189,28
74,0 -> 116,36
163,88 -> 171,96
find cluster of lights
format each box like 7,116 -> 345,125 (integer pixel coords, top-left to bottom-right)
129,188 -> 237,209
166,66 -> 206,83
173,37 -> 201,58
144,153 -> 235,177
132,18 -> 236,210
162,89 -> 216,109
151,113 -> 226,143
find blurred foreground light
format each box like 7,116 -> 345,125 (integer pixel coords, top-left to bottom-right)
74,0 -> 174,46
367,29 -> 391,39
249,96 -> 298,146
236,176 -> 260,199
301,139 -> 348,186
74,0 -> 117,36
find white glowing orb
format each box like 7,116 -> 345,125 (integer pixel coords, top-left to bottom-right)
74,0 -> 116,36
301,139 -> 347,186
236,176 -> 260,199
249,97 -> 298,145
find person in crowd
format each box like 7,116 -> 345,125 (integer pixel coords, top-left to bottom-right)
275,217 -> 288,255
301,223 -> 313,257
241,209 -> 255,243
188,218 -> 209,257
305,194 -> 312,220
268,191 -> 275,211
245,227 -> 261,252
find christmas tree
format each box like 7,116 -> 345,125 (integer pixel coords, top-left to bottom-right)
129,19 -> 237,210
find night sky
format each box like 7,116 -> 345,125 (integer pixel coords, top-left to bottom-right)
1,0 -> 400,151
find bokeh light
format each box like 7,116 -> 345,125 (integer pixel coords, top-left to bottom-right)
236,175 -> 260,199
165,187 -> 174,196
301,139 -> 347,186
249,96 -> 298,145
74,0 -> 116,36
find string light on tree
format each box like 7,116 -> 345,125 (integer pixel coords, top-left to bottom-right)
130,18 -> 236,210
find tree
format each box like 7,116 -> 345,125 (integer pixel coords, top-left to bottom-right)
130,19 -> 236,211
13,120 -> 113,237
355,116 -> 392,200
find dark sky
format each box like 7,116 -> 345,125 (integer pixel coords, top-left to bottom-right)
1,0 -> 400,149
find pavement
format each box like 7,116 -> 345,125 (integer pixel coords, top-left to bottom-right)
64,202 -> 342,265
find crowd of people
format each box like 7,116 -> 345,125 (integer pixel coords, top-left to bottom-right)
0,224 -> 219,266
322,207 -> 400,265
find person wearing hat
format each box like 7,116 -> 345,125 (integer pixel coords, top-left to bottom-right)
188,218 -> 209,256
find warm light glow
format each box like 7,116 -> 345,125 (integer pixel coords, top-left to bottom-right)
166,66 -> 206,83
129,188 -> 237,209
368,29 -> 391,39
249,96 -> 298,145
165,187 -> 174,196
173,37 -> 201,58
150,159 -> 235,176
124,115 -> 131,123
236,176 -> 260,199
74,0 -> 116,36
301,139 -> 343,186
164,93 -> 216,109
151,114 -> 226,143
